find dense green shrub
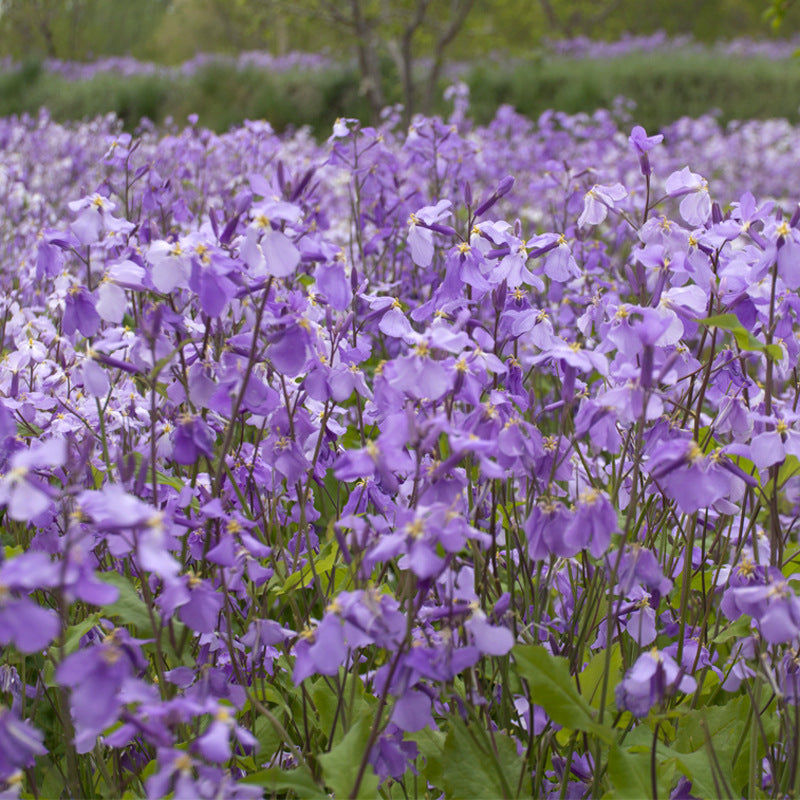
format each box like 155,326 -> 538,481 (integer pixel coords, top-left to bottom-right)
465,53 -> 800,131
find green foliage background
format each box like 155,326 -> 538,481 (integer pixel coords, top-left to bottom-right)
1,1 -> 800,138
1,0 -> 799,63
2,51 -> 799,137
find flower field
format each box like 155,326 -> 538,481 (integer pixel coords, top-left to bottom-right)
4,94 -> 800,798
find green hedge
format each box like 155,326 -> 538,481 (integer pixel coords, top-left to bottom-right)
3,52 -> 800,135
468,53 -> 800,131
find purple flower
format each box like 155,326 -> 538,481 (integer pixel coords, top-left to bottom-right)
779,650 -> 800,705
407,200 -> 452,267
266,323 -> 310,376
670,776 -> 700,800
665,167 -> 711,226
292,612 -> 347,683
748,412 -> 800,471
524,500 -> 575,560
614,545 -> 672,596
148,239 -> 191,293
465,605 -> 514,656
195,705 -> 257,763
647,438 -> 732,514
526,232 -> 580,281
63,286 -> 101,338
172,413 -> 215,465
260,228 -> 300,278
628,125 -> 663,176
369,724 -> 419,781
189,256 -> 236,318
158,573 -> 224,633
0,708 -> 47,780
56,627 -> 148,753
96,260 -> 146,322
390,689 -> 435,733
724,574 -> 800,644
146,749 -> 203,800
315,259 -> 352,310
68,193 -> 117,245
615,648 -> 696,717
622,590 -> 658,646
563,489 -> 616,558
0,438 -> 66,522
776,222 -> 800,289
577,182 -> 627,227
0,593 -> 60,653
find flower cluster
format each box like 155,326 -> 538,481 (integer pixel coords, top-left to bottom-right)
2,90 -> 800,799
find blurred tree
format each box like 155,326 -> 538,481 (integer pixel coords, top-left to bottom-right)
0,0 -> 172,60
536,0 -> 625,38
1,0 -> 798,78
151,0 -> 476,122
0,0 -> 66,58
765,0 -> 798,28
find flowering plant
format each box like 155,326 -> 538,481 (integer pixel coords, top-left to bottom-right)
3,95 -> 800,799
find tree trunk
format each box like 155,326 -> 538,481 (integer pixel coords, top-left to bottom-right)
421,0 -> 475,117
349,0 -> 385,122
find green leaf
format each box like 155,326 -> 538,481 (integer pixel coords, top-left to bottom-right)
96,571 -> 157,633
252,716 -> 281,755
579,643 -> 622,711
607,743 -> 653,799
318,713 -> 380,799
666,698 -> 753,798
765,343 -> 784,360
241,767 -> 326,797
152,471 -> 199,510
275,539 -> 338,595
513,645 -> 614,743
778,454 -> 800,487
61,612 -> 102,655
410,727 -> 446,790
441,715 -> 522,799
710,615 -> 751,645
697,313 -> 780,360
310,672 -> 375,750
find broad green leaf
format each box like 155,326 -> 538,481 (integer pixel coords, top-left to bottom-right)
513,645 -> 614,743
778,454 -> 800,487
663,698 -> 753,798
607,743 -> 653,799
657,745 -> 724,800
697,313 -> 782,360
252,716 -> 281,755
410,727 -> 446,790
61,612 -> 102,655
241,767 -> 326,798
673,699 -> 747,754
40,765 -> 71,799
310,672 -> 375,750
441,715 -> 522,799
318,713 -> 380,799
96,571 -> 157,633
710,615 -> 751,645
